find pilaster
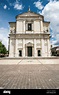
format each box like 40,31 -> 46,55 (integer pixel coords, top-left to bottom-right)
23,39 -> 25,57
15,39 -> 19,57
9,39 -> 14,57
23,20 -> 25,33
41,39 -> 45,57
47,39 -> 51,56
41,20 -> 43,32
34,39 -> 37,57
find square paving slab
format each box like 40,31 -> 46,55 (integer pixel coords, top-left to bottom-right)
0,64 -> 59,89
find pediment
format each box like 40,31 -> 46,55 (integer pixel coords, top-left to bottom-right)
27,42 -> 32,45
16,11 -> 43,18
26,42 -> 34,46
20,12 -> 39,16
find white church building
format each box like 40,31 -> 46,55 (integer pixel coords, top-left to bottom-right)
8,8 -> 51,57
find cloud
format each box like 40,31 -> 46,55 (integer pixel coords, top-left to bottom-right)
0,27 -> 9,50
14,0 -> 24,10
6,0 -> 24,10
8,8 -> 10,10
4,5 -> 7,9
54,40 -> 59,46
33,0 -> 44,10
41,0 -> 59,47
34,0 -> 59,47
14,4 -> 23,10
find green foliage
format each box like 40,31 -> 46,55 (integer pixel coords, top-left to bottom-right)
0,41 -> 7,54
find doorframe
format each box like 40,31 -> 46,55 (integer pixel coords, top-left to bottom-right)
25,42 -> 34,57
27,46 -> 32,57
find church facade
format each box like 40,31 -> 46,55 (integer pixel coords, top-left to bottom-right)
8,9 -> 51,57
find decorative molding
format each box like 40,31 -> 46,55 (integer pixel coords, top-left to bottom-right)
25,42 -> 34,47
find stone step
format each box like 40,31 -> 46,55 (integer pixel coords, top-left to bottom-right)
18,59 -> 41,64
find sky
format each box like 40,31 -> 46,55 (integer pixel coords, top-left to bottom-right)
0,0 -> 59,50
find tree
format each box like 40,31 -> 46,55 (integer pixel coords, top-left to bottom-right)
0,41 -> 7,56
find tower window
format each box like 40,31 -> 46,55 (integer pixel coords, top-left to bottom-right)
28,23 -> 32,31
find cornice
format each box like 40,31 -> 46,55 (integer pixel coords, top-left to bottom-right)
9,33 -> 50,39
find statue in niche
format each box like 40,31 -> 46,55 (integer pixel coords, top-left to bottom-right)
46,29 -> 48,32
10,29 -> 15,34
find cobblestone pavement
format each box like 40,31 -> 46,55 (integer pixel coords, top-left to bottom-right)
0,63 -> 59,89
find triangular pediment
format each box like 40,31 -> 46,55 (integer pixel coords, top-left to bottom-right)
27,42 -> 32,45
20,12 -> 39,16
26,42 -> 34,46
16,11 -> 43,18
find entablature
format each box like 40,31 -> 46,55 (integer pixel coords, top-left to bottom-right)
16,17 -> 42,21
9,33 -> 50,39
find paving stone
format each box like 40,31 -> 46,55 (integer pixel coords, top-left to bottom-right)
0,64 -> 59,89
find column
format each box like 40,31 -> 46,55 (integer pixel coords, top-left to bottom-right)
9,39 -> 14,57
41,20 -> 43,32
47,39 -> 51,56
15,39 -> 19,57
25,45 -> 27,57
8,37 -> 10,56
41,39 -> 45,57
34,39 -> 37,57
9,38 -> 11,57
23,39 -> 25,57
32,22 -> 34,31
23,20 -> 25,33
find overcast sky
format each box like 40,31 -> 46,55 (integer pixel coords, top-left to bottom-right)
0,0 -> 59,50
